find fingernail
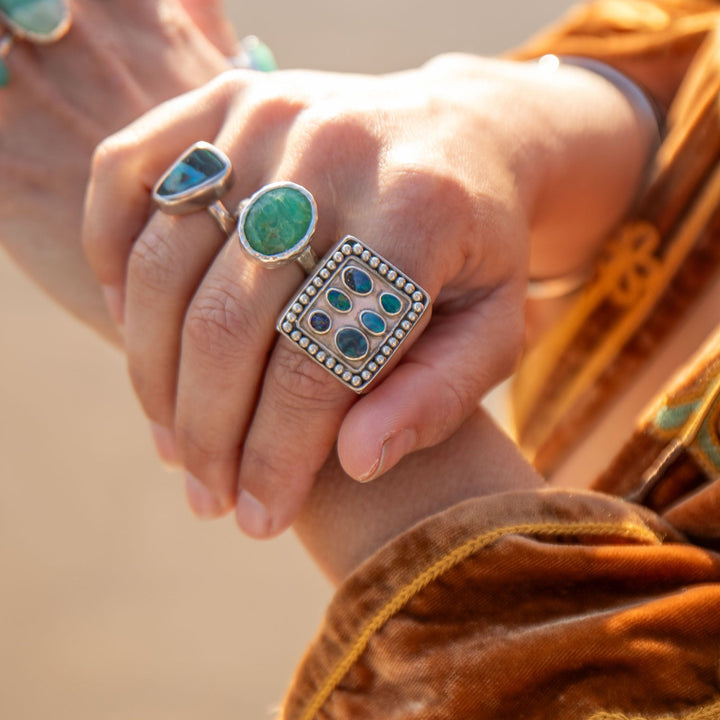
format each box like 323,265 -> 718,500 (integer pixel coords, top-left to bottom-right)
150,423 -> 180,468
236,490 -> 272,538
357,429 -> 416,483
185,472 -> 225,519
102,285 -> 125,327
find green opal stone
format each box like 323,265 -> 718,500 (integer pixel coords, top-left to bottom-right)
0,59 -> 8,87
380,292 -> 402,315
157,147 -> 226,198
0,0 -> 66,36
243,186 -> 313,257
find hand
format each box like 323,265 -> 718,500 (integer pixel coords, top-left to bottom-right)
0,0 -> 235,341
83,55 -> 655,535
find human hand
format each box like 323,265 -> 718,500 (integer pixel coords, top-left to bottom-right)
83,54 -> 655,535
0,0 -> 235,341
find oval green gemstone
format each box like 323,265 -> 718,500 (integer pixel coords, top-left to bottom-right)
0,59 -> 8,88
380,292 -> 402,315
360,311 -> 386,336
327,289 -> 352,313
243,186 -> 313,257
336,328 -> 369,360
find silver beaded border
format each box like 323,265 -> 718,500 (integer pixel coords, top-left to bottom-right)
276,236 -> 430,393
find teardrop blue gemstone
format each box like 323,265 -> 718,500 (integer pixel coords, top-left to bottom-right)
380,292 -> 402,315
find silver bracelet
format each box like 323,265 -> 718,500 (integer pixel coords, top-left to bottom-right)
527,54 -> 663,300
538,53 -> 663,149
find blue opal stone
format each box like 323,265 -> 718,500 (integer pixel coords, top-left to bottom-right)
336,328 -> 369,360
380,292 -> 402,315
360,311 -> 386,336
343,267 -> 373,295
327,289 -> 352,313
309,311 -> 331,334
157,147 -> 227,198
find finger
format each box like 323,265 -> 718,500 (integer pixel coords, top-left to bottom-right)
337,284 -> 526,482
82,73 -> 242,323
174,240 -> 307,515
121,87 -> 307,477
235,339 -> 355,538
177,0 -> 238,57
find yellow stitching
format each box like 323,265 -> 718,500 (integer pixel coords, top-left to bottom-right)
297,520 -> 662,720
588,697 -> 720,719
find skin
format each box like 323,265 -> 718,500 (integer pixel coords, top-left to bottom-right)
0,0 -> 235,343
82,54 -> 657,538
296,407 -> 545,584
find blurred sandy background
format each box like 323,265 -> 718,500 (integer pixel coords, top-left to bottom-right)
1,2 -> 575,718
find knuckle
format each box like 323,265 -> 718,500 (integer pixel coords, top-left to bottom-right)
240,87 -> 307,132
90,134 -> 135,180
271,343 -> 341,411
294,103 -> 378,162
127,226 -> 178,294
184,283 -> 263,362
175,423 -> 229,472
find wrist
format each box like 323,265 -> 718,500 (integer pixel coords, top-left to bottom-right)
519,56 -> 660,280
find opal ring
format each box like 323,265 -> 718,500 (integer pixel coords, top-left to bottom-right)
153,142 -> 237,235
277,237 -> 430,393
0,0 -> 73,87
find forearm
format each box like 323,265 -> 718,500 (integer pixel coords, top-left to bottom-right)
294,408 -> 544,585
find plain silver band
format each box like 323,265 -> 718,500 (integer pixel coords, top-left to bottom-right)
296,246 -> 319,275
207,201 -> 237,235
0,32 -> 13,59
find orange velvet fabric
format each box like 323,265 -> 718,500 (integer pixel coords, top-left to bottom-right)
284,491 -> 720,720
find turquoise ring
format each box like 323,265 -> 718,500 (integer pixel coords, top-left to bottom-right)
0,0 -> 73,87
0,32 -> 12,87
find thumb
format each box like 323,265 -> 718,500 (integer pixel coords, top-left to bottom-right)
177,0 -> 238,57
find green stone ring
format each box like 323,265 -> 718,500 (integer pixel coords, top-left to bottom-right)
0,0 -> 72,88
0,0 -> 72,44
237,181 -> 319,273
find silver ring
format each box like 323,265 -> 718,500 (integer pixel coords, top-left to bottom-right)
236,181 -> 320,273
0,32 -> 12,87
276,237 -> 431,393
0,0 -> 72,88
0,32 -> 12,58
153,141 -> 236,234
0,0 -> 72,44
